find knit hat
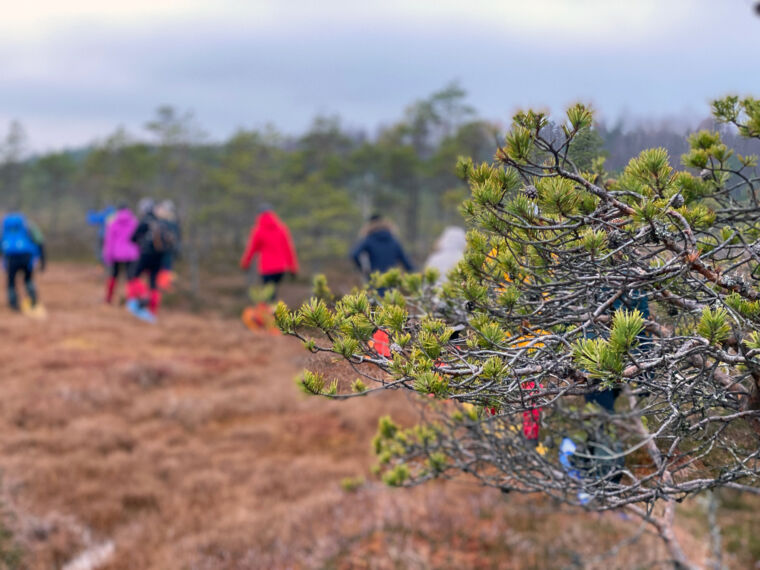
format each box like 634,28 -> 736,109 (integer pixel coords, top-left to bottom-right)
137,198 -> 155,216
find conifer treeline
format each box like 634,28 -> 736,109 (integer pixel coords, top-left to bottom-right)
1,85 -> 757,275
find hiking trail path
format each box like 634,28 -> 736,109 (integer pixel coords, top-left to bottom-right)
0,264 -> 710,569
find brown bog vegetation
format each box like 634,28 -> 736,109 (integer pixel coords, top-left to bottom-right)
0,264 -> 757,569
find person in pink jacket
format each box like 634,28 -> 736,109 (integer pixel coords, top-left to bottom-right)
102,204 -> 139,303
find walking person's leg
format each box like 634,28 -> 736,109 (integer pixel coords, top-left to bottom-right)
147,254 -> 163,315
6,257 -> 19,310
121,262 -> 134,301
22,257 -> 37,306
125,256 -> 156,322
105,263 -> 120,303
261,272 -> 284,302
126,257 -> 146,302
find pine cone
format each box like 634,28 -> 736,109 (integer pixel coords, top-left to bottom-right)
699,168 -> 712,181
671,193 -> 684,208
522,185 -> 538,200
608,229 -> 626,249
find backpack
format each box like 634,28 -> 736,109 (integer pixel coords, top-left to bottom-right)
1,214 -> 36,256
147,218 -> 177,254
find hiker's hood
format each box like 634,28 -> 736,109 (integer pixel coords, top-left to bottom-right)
433,226 -> 466,253
111,209 -> 137,228
424,226 -> 467,283
3,213 -> 26,232
369,228 -> 395,242
361,218 -> 396,239
256,211 -> 283,229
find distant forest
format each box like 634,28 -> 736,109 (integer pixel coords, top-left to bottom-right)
2,84 -> 758,288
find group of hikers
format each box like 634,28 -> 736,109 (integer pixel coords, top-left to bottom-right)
1,198 -> 180,322
237,206 -> 422,301
1,200 -> 437,323
99,198 -> 181,321
3,199 -> 637,495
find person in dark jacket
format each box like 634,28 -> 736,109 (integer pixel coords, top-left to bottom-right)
350,214 -> 413,281
155,200 -> 181,291
1,212 -> 45,310
584,289 -> 652,413
125,198 -> 175,318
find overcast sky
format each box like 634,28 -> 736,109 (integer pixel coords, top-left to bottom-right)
1,0 -> 759,151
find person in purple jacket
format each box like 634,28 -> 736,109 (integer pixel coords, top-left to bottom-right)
102,203 -> 139,303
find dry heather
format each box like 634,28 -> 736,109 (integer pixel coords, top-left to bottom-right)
0,264 -> 750,569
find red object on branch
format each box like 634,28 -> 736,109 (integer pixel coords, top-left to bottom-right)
520,381 -> 542,441
370,329 -> 391,358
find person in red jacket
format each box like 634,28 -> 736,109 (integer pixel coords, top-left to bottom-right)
239,204 -> 298,301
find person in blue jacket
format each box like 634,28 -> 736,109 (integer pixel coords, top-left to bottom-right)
86,205 -> 115,263
350,213 -> 414,281
1,213 -> 46,310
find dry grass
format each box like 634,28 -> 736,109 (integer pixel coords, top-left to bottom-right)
0,264 -> 753,568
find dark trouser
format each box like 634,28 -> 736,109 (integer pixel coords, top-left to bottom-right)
262,272 -> 284,302
5,253 -> 36,309
127,253 -> 165,314
129,253 -> 164,291
161,252 -> 174,271
111,261 -> 134,279
584,386 -> 621,413
106,261 -> 135,303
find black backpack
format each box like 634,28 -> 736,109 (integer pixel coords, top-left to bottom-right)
148,218 -> 177,253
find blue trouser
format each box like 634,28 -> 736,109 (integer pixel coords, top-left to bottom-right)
4,253 -> 36,309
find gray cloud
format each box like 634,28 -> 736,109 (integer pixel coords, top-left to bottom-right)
1,1 -> 759,150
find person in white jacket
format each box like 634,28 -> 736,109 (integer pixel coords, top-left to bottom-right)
424,226 -> 467,284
